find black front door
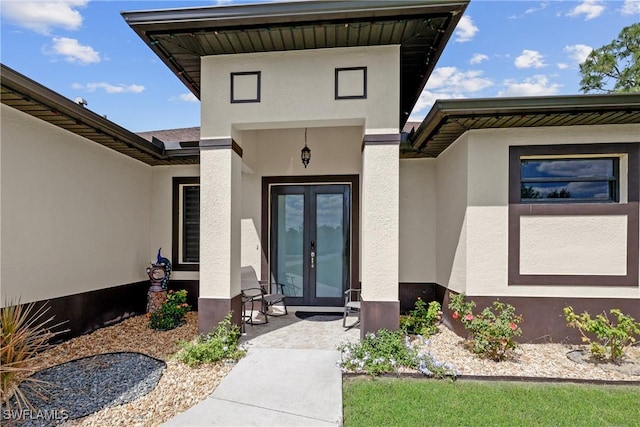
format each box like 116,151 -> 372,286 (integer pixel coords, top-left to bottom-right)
270,184 -> 350,306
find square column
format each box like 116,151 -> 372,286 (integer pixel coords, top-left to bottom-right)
360,134 -> 400,338
198,139 -> 243,334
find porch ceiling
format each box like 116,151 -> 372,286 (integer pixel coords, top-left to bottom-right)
404,94 -> 640,158
121,0 -> 469,129
1,64 -> 199,166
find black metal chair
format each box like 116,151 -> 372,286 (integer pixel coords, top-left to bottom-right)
343,287 -> 361,328
240,266 -> 287,330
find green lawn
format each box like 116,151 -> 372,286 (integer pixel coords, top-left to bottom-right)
343,378 -> 640,427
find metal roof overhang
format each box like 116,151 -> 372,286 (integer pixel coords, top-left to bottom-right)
405,94 -> 640,158
1,64 -> 199,166
121,0 -> 469,129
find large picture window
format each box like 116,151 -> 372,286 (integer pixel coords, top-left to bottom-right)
172,177 -> 200,271
520,157 -> 619,203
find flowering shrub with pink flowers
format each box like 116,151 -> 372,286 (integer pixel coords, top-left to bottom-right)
448,293 -> 523,361
149,289 -> 191,330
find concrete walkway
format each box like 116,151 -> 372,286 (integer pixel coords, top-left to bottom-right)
163,309 -> 359,426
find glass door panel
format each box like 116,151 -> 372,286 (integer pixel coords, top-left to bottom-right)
276,194 -> 304,298
315,193 -> 344,298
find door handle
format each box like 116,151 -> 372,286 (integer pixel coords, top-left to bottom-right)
310,241 -> 316,269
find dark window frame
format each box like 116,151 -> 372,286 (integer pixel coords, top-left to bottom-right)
508,143 -> 639,287
230,71 -> 261,104
335,67 -> 367,100
172,177 -> 200,271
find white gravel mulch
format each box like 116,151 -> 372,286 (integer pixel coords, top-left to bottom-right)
414,324 -> 640,381
36,312 -> 233,427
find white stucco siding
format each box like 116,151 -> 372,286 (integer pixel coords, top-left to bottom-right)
435,134 -> 469,293
399,158 -> 437,283
520,215 -> 628,275
461,124 -> 639,299
361,143 -> 399,301
1,104 -> 152,304
240,171 -> 263,281
200,45 -> 400,139
199,148 -> 242,298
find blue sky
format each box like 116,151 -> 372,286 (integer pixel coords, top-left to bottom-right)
1,0 -> 638,132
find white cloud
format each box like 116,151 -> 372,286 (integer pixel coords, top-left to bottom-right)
557,63 -> 570,70
621,0 -> 640,15
514,50 -> 547,69
426,67 -> 493,92
409,66 -> 493,120
469,53 -> 489,65
171,93 -> 199,103
525,2 -> 549,15
509,2 -> 549,19
72,82 -> 145,94
48,37 -> 100,64
408,91 -> 460,122
499,75 -> 561,97
0,0 -> 87,35
564,44 -> 593,65
454,15 -> 478,42
567,0 -> 606,20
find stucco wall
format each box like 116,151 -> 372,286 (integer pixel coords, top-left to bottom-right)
0,104 -> 152,304
399,158 -> 437,283
519,215 -> 628,275
442,124 -> 640,299
435,134 -> 469,293
361,143 -> 399,301
200,45 -> 400,139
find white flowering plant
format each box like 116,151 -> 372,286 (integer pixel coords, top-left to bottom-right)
338,329 -> 457,378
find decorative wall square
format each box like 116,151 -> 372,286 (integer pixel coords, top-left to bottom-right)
230,71 -> 261,103
335,67 -> 367,99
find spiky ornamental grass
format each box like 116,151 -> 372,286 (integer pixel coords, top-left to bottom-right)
1,300 -> 66,411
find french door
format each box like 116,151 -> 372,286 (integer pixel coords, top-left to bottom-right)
270,184 -> 350,306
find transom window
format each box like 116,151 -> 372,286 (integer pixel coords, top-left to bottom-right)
520,157 -> 619,203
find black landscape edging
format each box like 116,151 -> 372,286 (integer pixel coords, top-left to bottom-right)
342,372 -> 640,386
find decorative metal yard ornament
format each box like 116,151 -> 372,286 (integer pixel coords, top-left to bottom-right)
301,127 -> 311,168
146,248 -> 172,313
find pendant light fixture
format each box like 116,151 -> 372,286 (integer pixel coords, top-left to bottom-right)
301,127 -> 311,168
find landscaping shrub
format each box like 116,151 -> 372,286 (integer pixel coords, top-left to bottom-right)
149,289 -> 191,331
338,329 -> 457,378
448,293 -> 523,361
400,298 -> 441,336
1,300 -> 66,410
563,306 -> 640,363
177,313 -> 245,366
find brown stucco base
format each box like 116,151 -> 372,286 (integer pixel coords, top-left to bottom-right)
360,300 -> 400,339
198,294 -> 243,335
168,280 -> 199,309
399,283 -> 446,313
8,280 -> 207,344
441,289 -> 640,344
11,280 -> 150,343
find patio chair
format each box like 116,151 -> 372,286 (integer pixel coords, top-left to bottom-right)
240,266 -> 288,328
343,287 -> 361,328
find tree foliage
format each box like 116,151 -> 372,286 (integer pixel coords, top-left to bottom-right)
579,23 -> 640,93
